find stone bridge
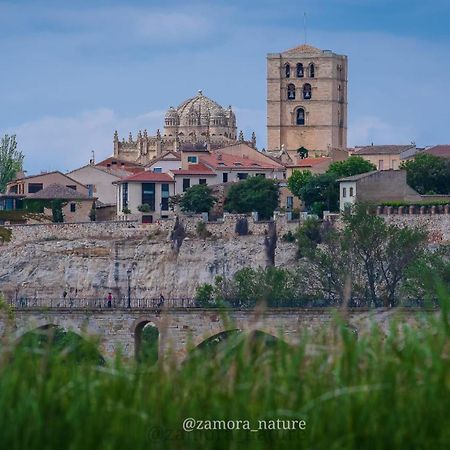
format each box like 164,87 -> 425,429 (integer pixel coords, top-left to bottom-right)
0,307 -> 435,362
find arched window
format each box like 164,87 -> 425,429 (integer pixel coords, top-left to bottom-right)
287,83 -> 296,100
303,83 -> 312,100
285,64 -> 291,78
296,63 -> 304,78
309,63 -> 315,78
296,108 -> 305,125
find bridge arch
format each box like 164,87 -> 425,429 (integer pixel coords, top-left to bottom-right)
15,323 -> 105,363
191,328 -> 289,359
134,319 -> 160,364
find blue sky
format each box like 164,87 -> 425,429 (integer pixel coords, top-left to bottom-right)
1,0 -> 450,173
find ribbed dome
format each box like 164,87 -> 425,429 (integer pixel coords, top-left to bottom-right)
165,106 -> 179,119
176,91 -> 227,127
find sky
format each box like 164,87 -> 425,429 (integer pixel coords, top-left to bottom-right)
1,0 -> 450,173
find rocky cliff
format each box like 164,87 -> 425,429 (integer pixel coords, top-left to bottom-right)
0,219 -> 298,301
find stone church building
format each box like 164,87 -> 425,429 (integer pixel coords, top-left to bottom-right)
113,91 -> 249,164
113,43 -> 348,164
267,44 -> 348,159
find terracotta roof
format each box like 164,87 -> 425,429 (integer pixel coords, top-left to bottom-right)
96,156 -> 143,167
353,145 -> 415,155
170,163 -> 216,176
27,184 -> 92,200
96,157 -> 144,174
200,152 -> 282,170
118,172 -> 175,183
423,145 -> 450,158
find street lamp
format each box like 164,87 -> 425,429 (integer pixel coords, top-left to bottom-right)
127,268 -> 132,308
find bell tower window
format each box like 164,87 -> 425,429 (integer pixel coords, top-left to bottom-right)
296,63 -> 304,78
285,64 -> 291,78
296,108 -> 305,126
303,83 -> 312,100
309,63 -> 315,78
287,84 -> 296,100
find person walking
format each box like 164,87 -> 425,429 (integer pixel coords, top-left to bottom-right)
157,293 -> 165,308
107,292 -> 113,308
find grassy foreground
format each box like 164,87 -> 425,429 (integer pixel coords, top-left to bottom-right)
0,307 -> 449,450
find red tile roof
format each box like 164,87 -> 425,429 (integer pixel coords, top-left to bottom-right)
423,145 -> 450,158
118,172 -> 174,183
170,163 -> 216,176
96,157 -> 145,174
200,152 -> 282,170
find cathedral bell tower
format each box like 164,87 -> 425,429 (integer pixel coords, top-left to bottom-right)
267,44 -> 347,157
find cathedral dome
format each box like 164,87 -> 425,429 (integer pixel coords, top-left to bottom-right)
165,107 -> 179,127
176,90 -> 226,127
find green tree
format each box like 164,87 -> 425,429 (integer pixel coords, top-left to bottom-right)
51,200 -> 65,223
180,184 -> 217,213
300,172 -> 340,215
287,169 -> 313,199
296,203 -> 429,306
0,135 -> 24,193
224,176 -> 279,220
328,155 -> 376,178
289,156 -> 376,216
400,153 -> 450,194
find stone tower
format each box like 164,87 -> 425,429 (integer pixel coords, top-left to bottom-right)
267,44 -> 347,157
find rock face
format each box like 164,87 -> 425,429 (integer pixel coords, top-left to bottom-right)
1,212 -> 448,302
0,221 -> 298,301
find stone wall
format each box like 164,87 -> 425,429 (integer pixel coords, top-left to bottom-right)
3,214 -> 301,244
382,214 -> 450,244
5,220 -> 148,244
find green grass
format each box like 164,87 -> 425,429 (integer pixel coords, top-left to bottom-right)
0,306 -> 449,450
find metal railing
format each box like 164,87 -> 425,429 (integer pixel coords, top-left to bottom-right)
9,297 -> 196,309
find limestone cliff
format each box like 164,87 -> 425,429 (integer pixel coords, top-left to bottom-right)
0,221 -> 298,301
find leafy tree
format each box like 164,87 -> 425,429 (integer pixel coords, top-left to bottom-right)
180,184 -> 217,214
328,155 -> 376,178
224,176 -> 279,220
51,200 -> 65,223
400,153 -> 450,194
296,203 -> 429,306
287,169 -> 313,199
195,267 -> 309,308
300,173 -> 339,214
0,134 -> 24,193
288,156 -> 376,216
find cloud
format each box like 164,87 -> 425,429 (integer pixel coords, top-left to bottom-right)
6,109 -> 165,173
349,116 -> 414,147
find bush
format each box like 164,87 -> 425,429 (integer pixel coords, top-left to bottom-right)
196,221 -> 211,239
137,204 -> 151,213
281,230 -> 296,242
0,226 -> 12,243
